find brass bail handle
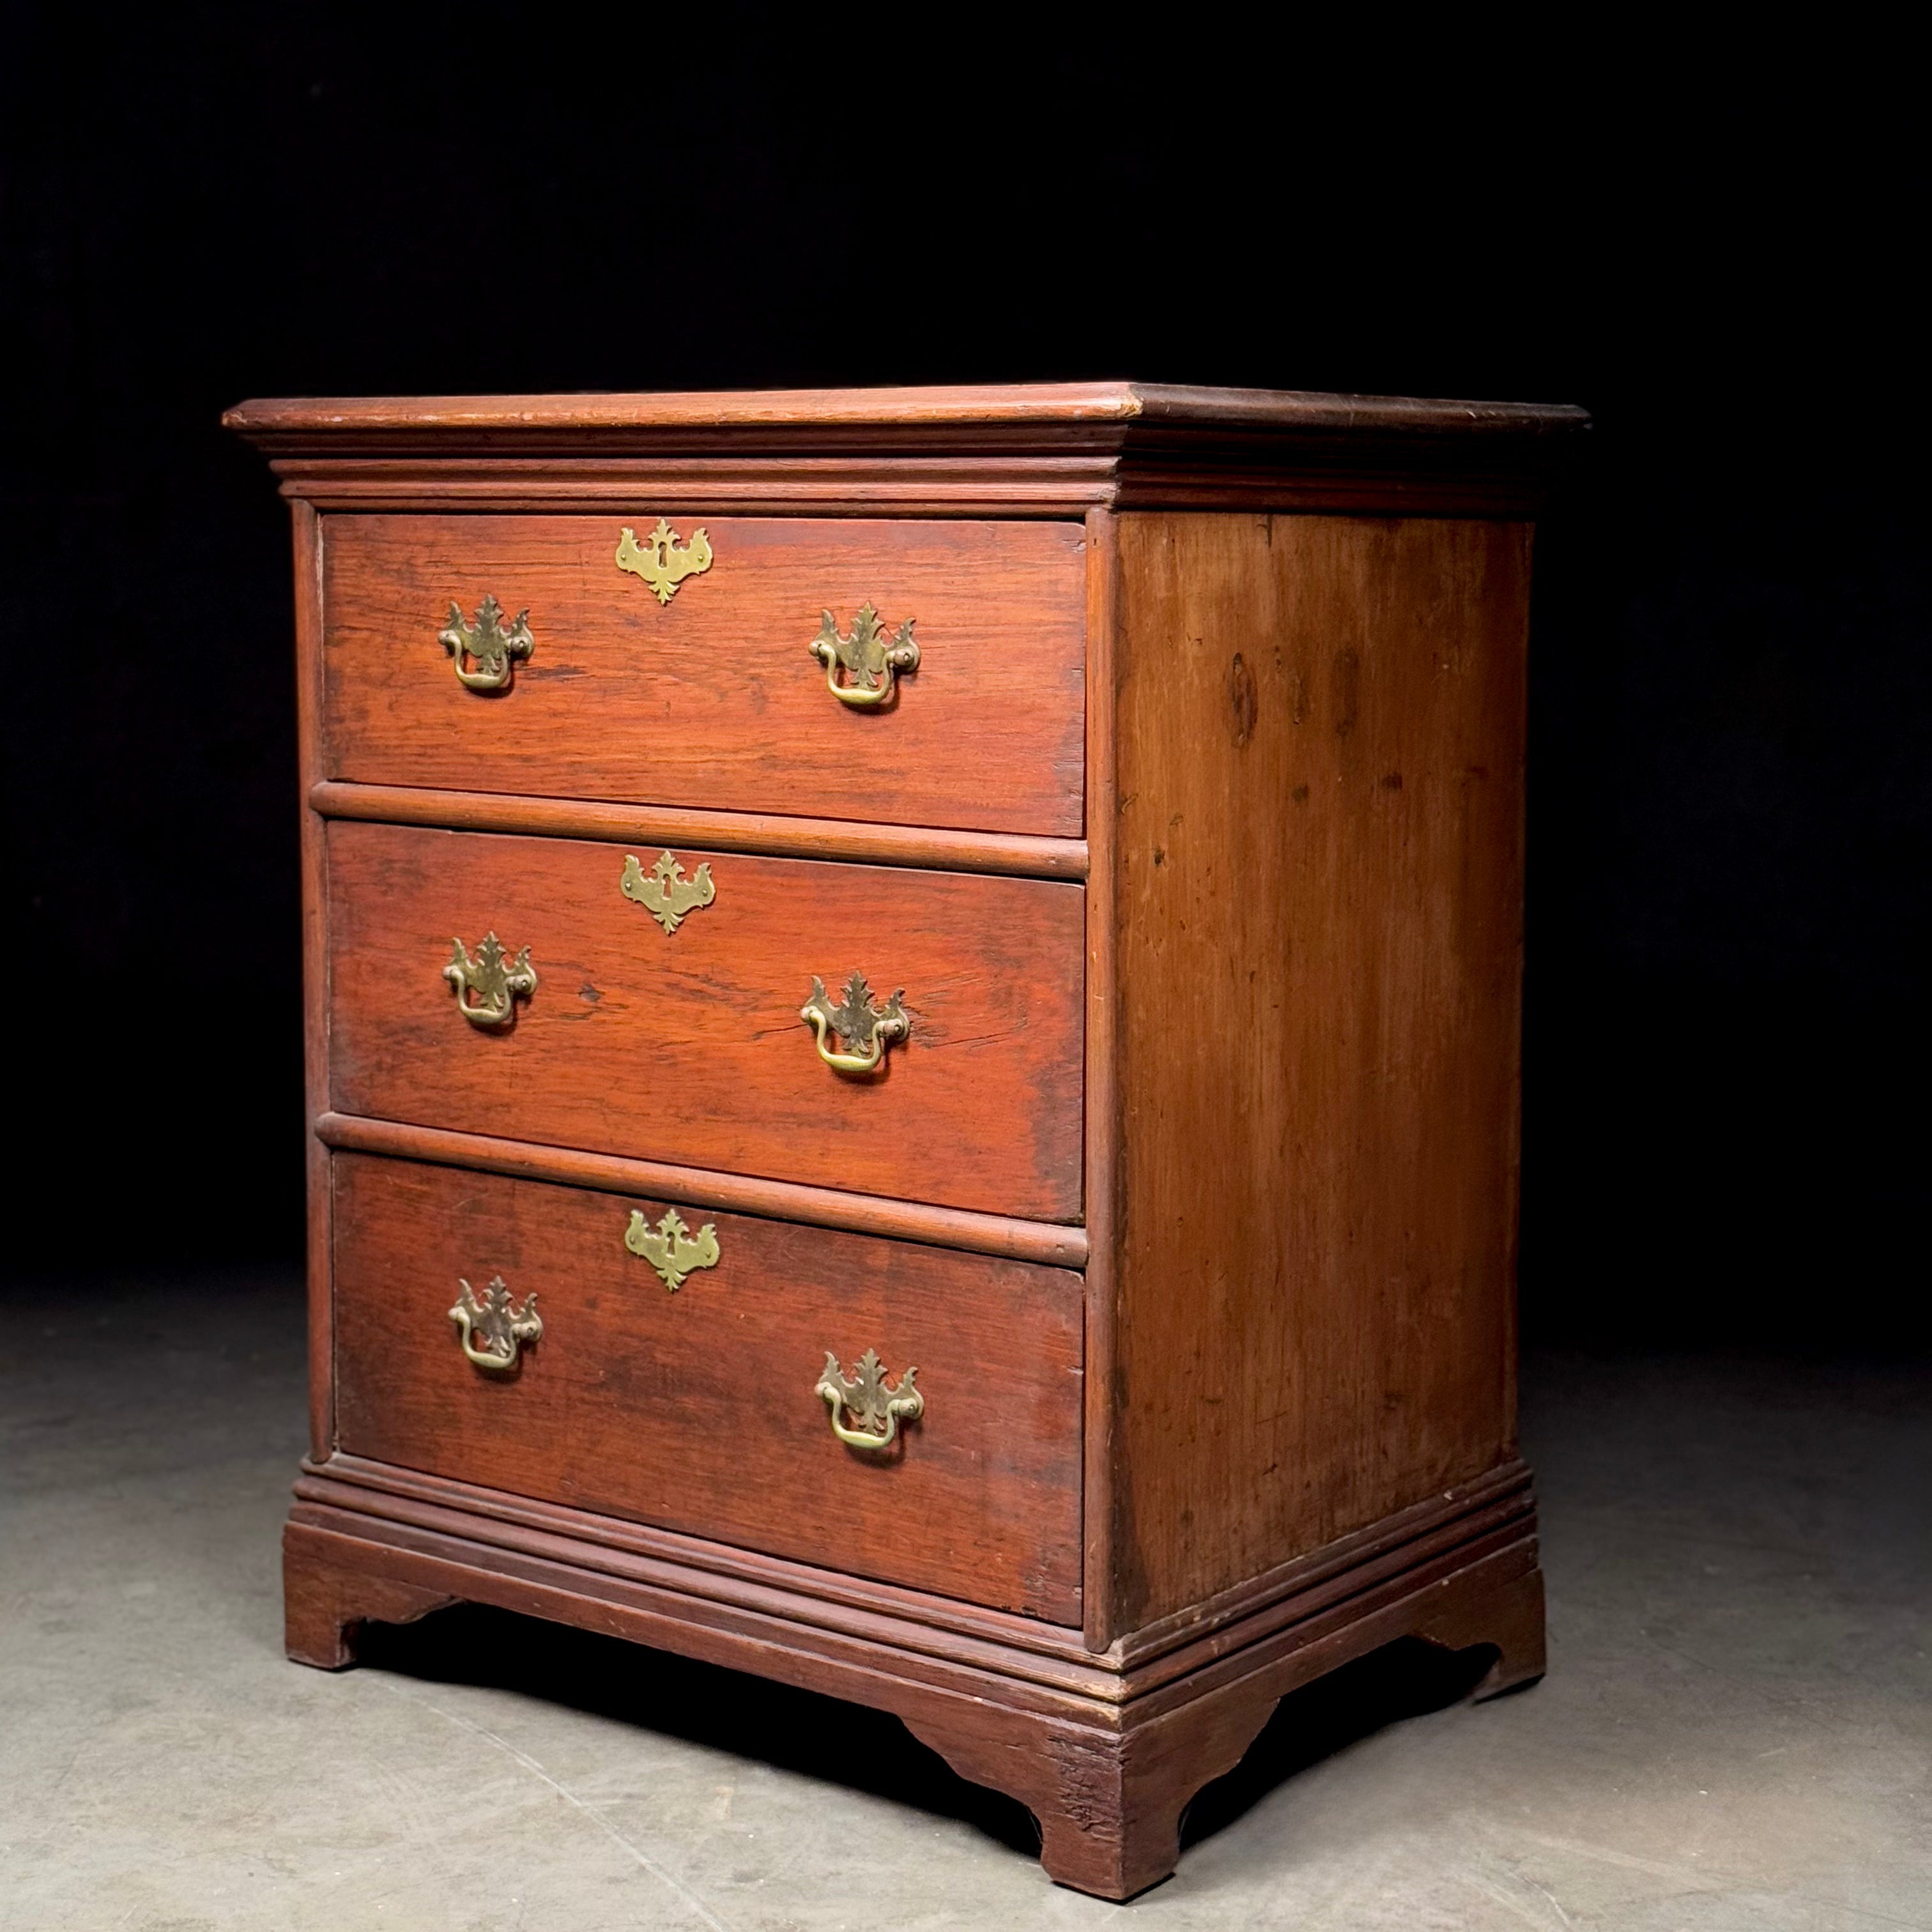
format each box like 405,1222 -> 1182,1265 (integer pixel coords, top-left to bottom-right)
439,594 -> 533,691
445,933 -> 538,1029
449,1276 -> 542,1372
810,604 -> 919,707
801,972 -> 909,1075
816,1349 -> 923,1450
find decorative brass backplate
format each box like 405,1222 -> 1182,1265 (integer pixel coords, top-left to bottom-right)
444,933 -> 538,1029
624,1208 -> 720,1292
809,603 -> 919,707
801,971 -> 910,1075
817,1349 -> 924,1450
438,594 -> 533,691
448,1275 -> 542,1372
615,519 -> 714,604
620,851 -> 716,935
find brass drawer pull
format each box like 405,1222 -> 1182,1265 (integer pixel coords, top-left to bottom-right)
817,1349 -> 923,1450
810,603 -> 919,708
801,972 -> 909,1075
615,519 -> 713,604
439,594 -> 533,691
620,850 -> 716,935
625,1208 -> 720,1292
445,933 -> 538,1029
449,1276 -> 542,1372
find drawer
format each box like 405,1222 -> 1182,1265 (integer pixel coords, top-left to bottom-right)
328,820 -> 1085,1222
321,514 -> 1087,837
330,1153 -> 1085,1622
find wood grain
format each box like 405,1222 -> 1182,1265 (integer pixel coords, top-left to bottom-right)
329,1153 -> 1085,1621
310,779 -> 1088,880
1110,1459 -> 1533,1682
227,381 -> 1587,448
321,514 -> 1087,837
283,1489 -> 1541,1899
326,822 -> 1085,1222
294,503 -> 333,1462
227,381 -> 1154,443
299,1452 -> 1112,1686
266,459 -> 1563,519
912,1538 -> 1543,1899
283,1540 -> 452,1670
317,1114 -> 1089,1267
1107,512 -> 1532,1630
233,385 -> 1585,518
263,457 -> 1123,519
296,1446 -> 1531,1689
239,383 -> 1568,1896
1080,507 -> 1123,1652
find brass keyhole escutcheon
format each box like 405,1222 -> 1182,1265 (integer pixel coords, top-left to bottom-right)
620,851 -> 716,936
624,1208 -> 720,1292
615,519 -> 713,604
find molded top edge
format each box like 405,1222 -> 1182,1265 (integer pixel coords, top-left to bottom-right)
223,380 -> 1590,443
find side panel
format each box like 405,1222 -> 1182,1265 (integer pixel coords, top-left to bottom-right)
1109,512 -> 1531,1630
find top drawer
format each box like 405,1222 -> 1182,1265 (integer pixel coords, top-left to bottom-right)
321,515 -> 1087,837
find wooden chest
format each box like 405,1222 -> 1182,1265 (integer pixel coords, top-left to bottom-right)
229,382 -> 1584,1899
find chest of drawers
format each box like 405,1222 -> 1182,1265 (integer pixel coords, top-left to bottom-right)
229,382 -> 1584,1899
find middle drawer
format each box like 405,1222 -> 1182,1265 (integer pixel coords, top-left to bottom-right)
327,820 -> 1086,1222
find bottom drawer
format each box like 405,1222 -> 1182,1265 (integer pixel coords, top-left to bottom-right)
330,1154 -> 1085,1623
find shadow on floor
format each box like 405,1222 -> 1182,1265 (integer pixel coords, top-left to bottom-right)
1178,1639 -> 1497,1849
356,1605 -> 1498,1862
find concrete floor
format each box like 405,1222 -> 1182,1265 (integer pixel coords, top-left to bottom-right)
1,1271 -> 1927,1931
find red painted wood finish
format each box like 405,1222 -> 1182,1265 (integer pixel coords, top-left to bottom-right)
330,1154 -> 1085,1621
326,822 -> 1086,1222
321,514 -> 1087,836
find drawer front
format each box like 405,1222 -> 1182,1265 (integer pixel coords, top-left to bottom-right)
328,821 -> 1085,1222
322,514 -> 1087,837
331,1154 -> 1085,1621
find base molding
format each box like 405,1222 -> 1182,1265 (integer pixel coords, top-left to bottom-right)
284,1469 -> 1541,1899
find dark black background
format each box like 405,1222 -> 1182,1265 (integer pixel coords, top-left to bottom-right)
4,12 -> 1924,1344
